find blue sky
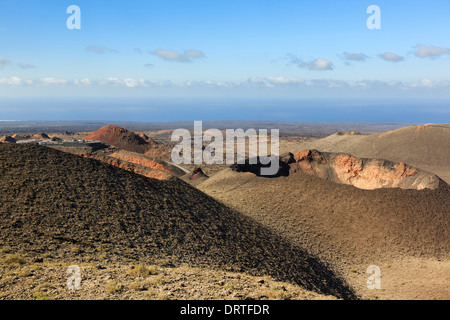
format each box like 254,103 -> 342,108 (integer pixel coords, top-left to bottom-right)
0,0 -> 449,121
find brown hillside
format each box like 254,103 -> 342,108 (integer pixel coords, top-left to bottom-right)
198,167 -> 450,299
11,134 -> 31,140
32,132 -> 50,140
83,125 -> 159,154
290,124 -> 450,183
0,144 -> 355,299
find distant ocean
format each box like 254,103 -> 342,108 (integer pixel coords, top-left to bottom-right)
0,97 -> 448,123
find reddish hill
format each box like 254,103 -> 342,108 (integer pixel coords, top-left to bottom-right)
77,150 -> 185,180
109,150 -> 185,177
78,153 -> 174,180
289,149 -> 441,190
83,125 -> 159,154
291,124 -> 450,183
0,136 -> 16,144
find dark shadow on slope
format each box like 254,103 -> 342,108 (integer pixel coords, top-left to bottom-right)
230,154 -> 293,178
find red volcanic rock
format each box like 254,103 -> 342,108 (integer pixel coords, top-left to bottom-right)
181,167 -> 209,185
108,150 -> 185,177
190,168 -> 209,181
290,149 -> 440,190
292,150 -> 327,177
83,125 -> 158,154
0,136 -> 17,144
78,153 -> 172,180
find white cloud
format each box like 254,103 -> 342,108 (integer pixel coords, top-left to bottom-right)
98,77 -> 123,86
151,49 -> 205,63
309,58 -> 334,71
342,52 -> 369,63
407,79 -> 450,89
0,77 -> 23,85
378,52 -> 404,63
288,55 -> 334,71
74,78 -> 91,86
39,78 -> 67,85
123,78 -> 148,88
178,80 -> 235,88
184,50 -> 206,59
419,79 -> 433,88
414,44 -> 450,59
247,76 -> 304,87
97,77 -> 157,88
151,49 -> 189,62
86,46 -> 119,54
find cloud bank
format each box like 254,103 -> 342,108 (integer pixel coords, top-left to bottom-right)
1,76 -> 448,91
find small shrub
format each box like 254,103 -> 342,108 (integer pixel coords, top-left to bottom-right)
144,275 -> 165,287
155,259 -> 171,267
0,276 -> 15,286
98,254 -> 107,260
33,291 -> 51,300
276,290 -> 293,300
3,254 -> 27,265
105,281 -> 124,294
147,265 -> 159,275
33,264 -> 43,271
128,281 -> 146,291
0,246 -> 12,254
157,294 -> 171,300
70,246 -> 82,254
129,264 -> 159,277
16,268 -> 32,278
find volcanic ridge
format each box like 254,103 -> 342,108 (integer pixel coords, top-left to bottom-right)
0,143 -> 356,299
